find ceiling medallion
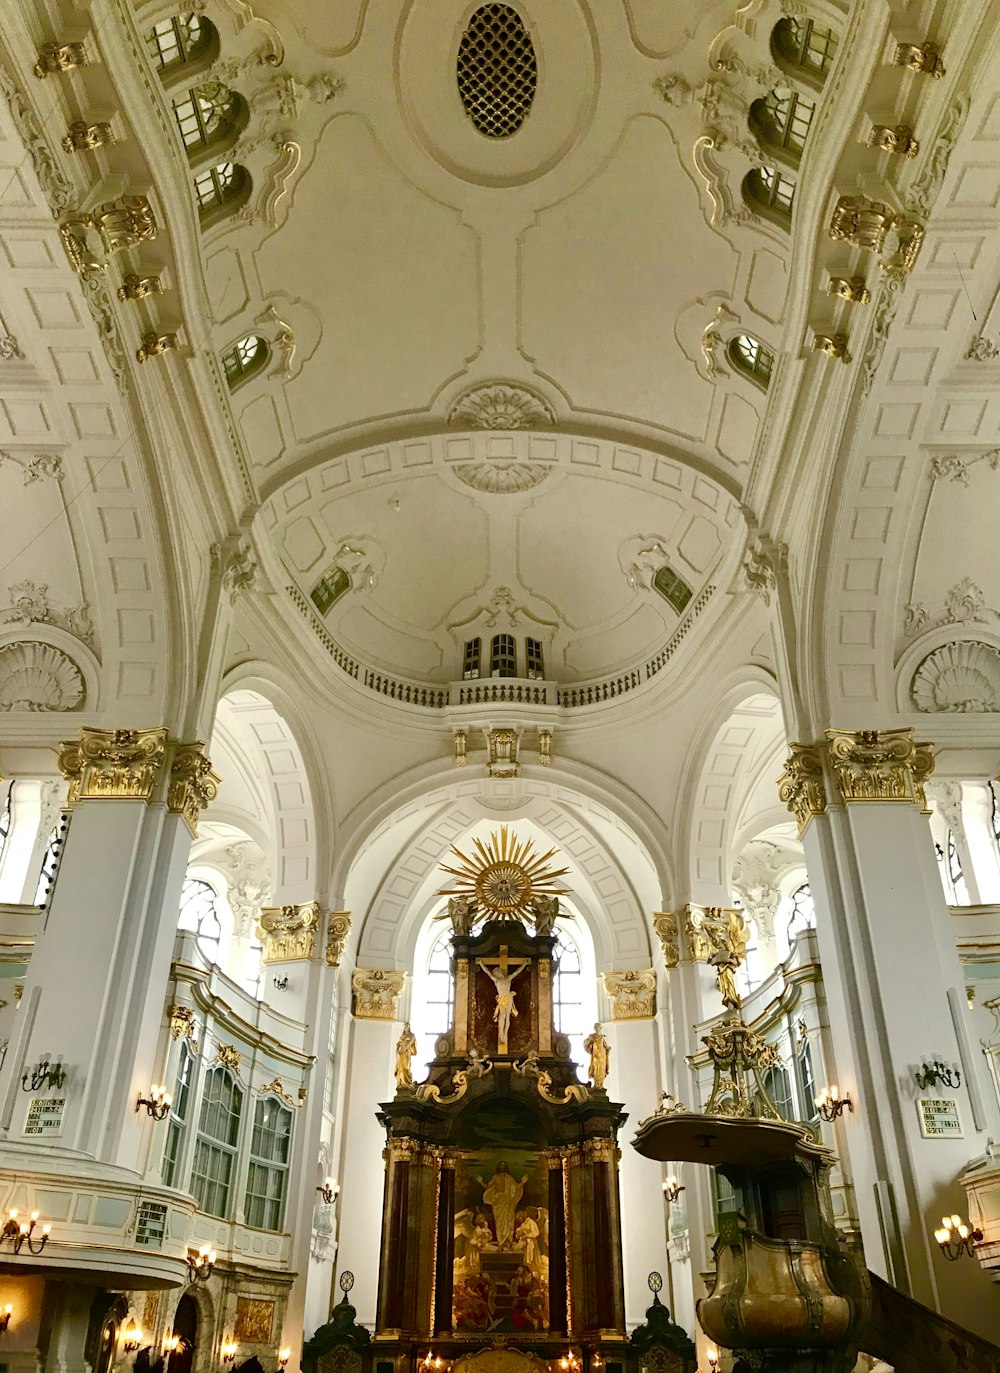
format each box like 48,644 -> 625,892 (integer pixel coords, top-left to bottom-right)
439,826 -> 568,922
448,383 -> 555,430
453,461 -> 550,493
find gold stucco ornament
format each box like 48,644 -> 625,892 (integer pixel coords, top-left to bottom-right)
438,825 -> 568,922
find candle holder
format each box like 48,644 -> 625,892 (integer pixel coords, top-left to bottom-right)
0,1210 -> 50,1255
136,1085 -> 172,1120
934,1214 -> 983,1260
814,1085 -> 853,1122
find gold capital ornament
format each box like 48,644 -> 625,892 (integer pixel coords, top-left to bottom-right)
257,901 -> 321,962
776,742 -> 827,836
652,911 -> 679,968
325,911 -> 351,966
352,967 -> 406,1020
602,968 -> 656,1020
825,727 -> 933,808
167,741 -> 220,835
59,725 -> 167,803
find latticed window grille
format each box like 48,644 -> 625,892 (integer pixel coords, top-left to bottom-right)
172,84 -> 239,151
193,160 -> 245,214
178,876 -> 223,964
774,18 -> 839,81
191,1066 -> 243,1217
245,1097 -> 292,1230
756,89 -> 816,155
162,1042 -> 194,1187
490,633 -> 517,678
457,4 -> 537,139
221,333 -> 269,388
145,15 -> 213,73
728,333 -> 775,390
653,564 -> 694,614
525,637 -> 544,679
463,638 -> 482,679
786,881 -> 816,948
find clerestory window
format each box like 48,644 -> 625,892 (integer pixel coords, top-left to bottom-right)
191,1066 -> 243,1217
245,1097 -> 292,1230
743,165 -> 796,225
221,332 -> 269,388
772,17 -> 839,87
750,88 -> 816,161
727,333 -> 775,391
145,15 -> 216,75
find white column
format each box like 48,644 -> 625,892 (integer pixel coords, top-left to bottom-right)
780,731 -> 1000,1346
0,729 -> 216,1173
604,1014 -> 668,1326
335,1014 -> 398,1326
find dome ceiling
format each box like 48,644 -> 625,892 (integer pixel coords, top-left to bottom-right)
259,432 -> 740,685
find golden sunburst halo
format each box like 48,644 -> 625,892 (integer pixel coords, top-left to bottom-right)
439,826 -> 569,921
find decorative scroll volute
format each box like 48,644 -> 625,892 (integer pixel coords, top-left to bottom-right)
325,911 -> 352,966
825,727 -> 934,809
602,968 -> 656,1020
652,912 -> 679,968
257,900 -> 321,962
58,725 -> 167,803
776,742 -> 827,836
167,741 -> 220,835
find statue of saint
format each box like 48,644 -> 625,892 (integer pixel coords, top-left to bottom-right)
531,894 -> 559,935
709,910 -> 749,1010
447,895 -> 476,935
394,1022 -> 417,1089
480,1161 -> 525,1248
584,1022 -> 610,1090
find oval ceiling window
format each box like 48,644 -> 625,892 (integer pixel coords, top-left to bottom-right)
457,4 -> 537,139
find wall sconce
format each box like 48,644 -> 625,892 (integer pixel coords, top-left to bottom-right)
123,1322 -> 143,1354
164,1334 -> 181,1355
704,1350 -> 720,1373
915,1060 -> 961,1091
272,976 -> 288,991
221,1337 -> 238,1365
418,1354 -> 446,1373
278,1350 -> 291,1369
21,1059 -> 66,1093
136,1085 -> 172,1120
187,1243 -> 216,1282
0,1304 -> 12,1334
662,1176 -> 685,1204
556,1353 -> 581,1373
814,1085 -> 853,1121
934,1214 -> 983,1260
0,1209 -> 51,1254
316,1178 -> 340,1205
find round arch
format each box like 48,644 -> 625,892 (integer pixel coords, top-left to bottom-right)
210,665 -> 329,902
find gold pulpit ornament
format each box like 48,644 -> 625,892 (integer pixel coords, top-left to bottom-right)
439,826 -> 568,923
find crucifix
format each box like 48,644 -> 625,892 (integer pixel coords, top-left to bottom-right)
479,945 -> 529,1053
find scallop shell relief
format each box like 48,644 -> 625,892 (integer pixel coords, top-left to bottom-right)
0,641 -> 84,711
911,640 -> 1000,713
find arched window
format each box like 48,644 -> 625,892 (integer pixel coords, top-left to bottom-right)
145,15 -> 217,75
410,910 -> 597,1074
162,1041 -> 195,1187
194,161 -> 251,222
727,333 -> 775,390
310,564 -> 351,615
749,88 -> 816,162
935,831 -> 970,905
734,914 -> 765,998
743,166 -> 796,225
762,1061 -> 794,1120
33,817 -> 67,906
786,882 -> 816,949
771,17 -> 839,87
653,564 -> 693,614
221,333 -> 269,388
171,83 -> 246,156
245,1096 -> 292,1230
794,1040 -> 819,1124
490,633 -> 517,678
463,638 -> 482,679
178,876 -> 224,965
191,1065 -> 243,1217
0,782 -> 11,868
525,638 -> 544,679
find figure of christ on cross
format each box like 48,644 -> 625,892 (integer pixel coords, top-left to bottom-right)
479,945 -> 530,1053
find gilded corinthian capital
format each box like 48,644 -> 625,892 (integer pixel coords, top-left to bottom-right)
776,742 -> 827,836
825,727 -> 934,808
167,742 -> 221,834
256,901 -> 321,962
325,911 -> 351,966
58,725 -> 168,803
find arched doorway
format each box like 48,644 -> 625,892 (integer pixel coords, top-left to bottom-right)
168,1293 -> 198,1373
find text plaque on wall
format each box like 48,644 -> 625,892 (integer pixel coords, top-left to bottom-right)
917,1097 -> 963,1138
